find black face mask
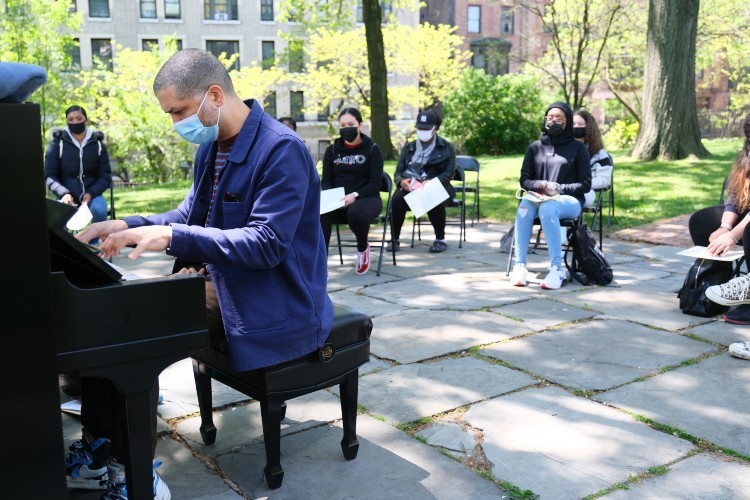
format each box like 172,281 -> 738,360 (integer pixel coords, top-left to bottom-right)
68,122 -> 86,134
573,126 -> 586,139
339,127 -> 359,143
546,122 -> 564,138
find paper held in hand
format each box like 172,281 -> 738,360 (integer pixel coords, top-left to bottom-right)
320,187 -> 346,215
676,246 -> 745,262
404,179 -> 450,218
65,202 -> 93,231
515,189 -> 560,204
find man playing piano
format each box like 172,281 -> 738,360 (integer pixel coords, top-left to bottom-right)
72,49 -> 334,499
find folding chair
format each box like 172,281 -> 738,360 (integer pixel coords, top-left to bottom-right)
411,164 -> 466,248
455,155 -> 480,226
107,183 -> 116,220
333,172 -> 396,276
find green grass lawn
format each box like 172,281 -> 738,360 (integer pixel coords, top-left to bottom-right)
112,138 -> 742,235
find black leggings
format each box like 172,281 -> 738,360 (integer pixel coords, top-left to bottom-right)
320,196 -> 382,252
688,205 -> 750,261
390,182 -> 456,241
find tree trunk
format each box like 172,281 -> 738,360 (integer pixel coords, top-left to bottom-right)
362,0 -> 395,160
631,0 -> 709,160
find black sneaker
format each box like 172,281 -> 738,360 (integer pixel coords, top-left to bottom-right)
386,240 -> 400,253
723,304 -> 750,325
429,240 -> 448,253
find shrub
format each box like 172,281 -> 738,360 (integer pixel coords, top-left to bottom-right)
442,69 -> 544,155
603,119 -> 639,150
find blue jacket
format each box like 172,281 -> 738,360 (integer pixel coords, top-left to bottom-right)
44,128 -> 112,203
123,100 -> 333,371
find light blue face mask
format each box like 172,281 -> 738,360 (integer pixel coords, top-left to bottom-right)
173,89 -> 221,144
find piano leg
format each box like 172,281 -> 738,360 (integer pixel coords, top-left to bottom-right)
260,397 -> 284,489
339,370 -> 360,460
122,389 -> 159,500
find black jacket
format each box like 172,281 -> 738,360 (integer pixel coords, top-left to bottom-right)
520,102 -> 591,205
44,128 -> 112,202
394,134 -> 456,188
321,133 -> 383,198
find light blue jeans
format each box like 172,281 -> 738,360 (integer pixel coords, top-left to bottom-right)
89,194 -> 108,223
514,195 -> 581,269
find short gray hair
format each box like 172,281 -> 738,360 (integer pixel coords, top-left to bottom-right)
153,49 -> 235,100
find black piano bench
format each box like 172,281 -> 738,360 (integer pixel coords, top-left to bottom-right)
191,303 -> 372,489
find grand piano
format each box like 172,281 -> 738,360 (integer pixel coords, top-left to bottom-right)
2,103 -> 208,499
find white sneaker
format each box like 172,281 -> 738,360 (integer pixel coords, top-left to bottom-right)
728,341 -> 750,360
540,265 -> 567,290
706,275 -> 750,306
510,264 -> 527,287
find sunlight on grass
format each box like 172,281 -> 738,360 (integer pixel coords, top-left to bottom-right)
111,138 -> 743,233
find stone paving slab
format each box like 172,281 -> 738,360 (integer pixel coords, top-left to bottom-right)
415,421 -> 477,459
604,452 -> 750,499
554,276 -> 713,331
370,310 -> 533,364
481,319 -> 719,391
328,289 -> 408,318
684,316 -> 750,346
610,263 -> 673,286
355,356 -> 537,424
630,245 -> 697,265
215,415 -> 504,499
596,354 -> 750,456
464,386 -> 694,499
490,297 -> 599,330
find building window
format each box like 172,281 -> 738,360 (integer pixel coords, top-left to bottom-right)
69,0 -> 77,13
68,38 -> 81,70
317,102 -> 329,122
89,0 -> 110,18
175,39 -> 183,50
261,41 -> 275,69
288,40 -> 304,73
356,0 -> 391,23
290,91 -> 304,122
140,0 -> 156,18
206,40 -> 240,70
142,39 -> 159,51
165,0 -> 181,19
91,38 -> 113,70
501,6 -> 514,35
467,5 -> 480,34
264,91 -> 277,117
204,0 -> 238,20
260,0 -> 273,21
317,140 -> 330,162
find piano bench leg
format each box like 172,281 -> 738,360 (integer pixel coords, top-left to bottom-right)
339,370 -> 360,461
260,397 -> 284,489
280,401 -> 287,421
192,359 -> 217,445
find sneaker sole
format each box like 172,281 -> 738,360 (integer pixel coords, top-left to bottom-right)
722,314 -> 750,325
728,345 -> 750,360
705,287 -> 750,306
540,278 -> 567,290
67,477 -> 108,490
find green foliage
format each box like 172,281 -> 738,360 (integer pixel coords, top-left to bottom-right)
0,0 -> 83,142
603,120 -> 640,150
442,69 -> 543,155
71,39 -> 193,183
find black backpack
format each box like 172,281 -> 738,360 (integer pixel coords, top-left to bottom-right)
677,258 -> 732,317
564,224 -> 614,285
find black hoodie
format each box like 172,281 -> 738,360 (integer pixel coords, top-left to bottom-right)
519,102 -> 591,205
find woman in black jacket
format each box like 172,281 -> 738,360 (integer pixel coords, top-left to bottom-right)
44,105 -> 112,225
320,108 -> 384,275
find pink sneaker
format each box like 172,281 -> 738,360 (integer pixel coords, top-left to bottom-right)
356,245 -> 370,275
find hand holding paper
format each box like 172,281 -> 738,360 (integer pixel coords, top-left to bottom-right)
66,202 -> 93,231
320,187 -> 346,215
404,179 -> 449,218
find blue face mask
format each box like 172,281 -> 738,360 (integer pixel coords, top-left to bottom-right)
173,89 -> 221,144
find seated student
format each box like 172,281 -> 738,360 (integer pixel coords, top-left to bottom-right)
573,109 -> 613,208
510,102 -> 591,290
697,116 -> 750,359
388,109 -> 456,253
278,116 -> 297,132
320,108 -> 384,274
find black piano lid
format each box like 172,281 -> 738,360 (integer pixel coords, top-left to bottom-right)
47,199 -> 122,287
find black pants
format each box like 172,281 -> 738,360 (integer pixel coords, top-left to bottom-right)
80,377 -> 159,463
390,182 -> 456,241
688,205 -> 750,261
320,196 -> 382,252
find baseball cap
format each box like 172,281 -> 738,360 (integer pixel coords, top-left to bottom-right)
415,110 -> 438,130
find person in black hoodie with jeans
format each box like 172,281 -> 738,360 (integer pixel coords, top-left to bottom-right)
510,102 -> 591,290
320,108 -> 384,275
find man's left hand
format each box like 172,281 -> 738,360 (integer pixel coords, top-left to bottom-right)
98,225 -> 173,260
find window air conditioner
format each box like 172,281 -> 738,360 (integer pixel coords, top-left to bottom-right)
214,12 -> 230,21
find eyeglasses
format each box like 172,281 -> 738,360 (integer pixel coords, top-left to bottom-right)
545,117 -> 565,125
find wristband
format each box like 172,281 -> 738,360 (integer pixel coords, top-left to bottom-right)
720,222 -> 733,230
728,232 -> 739,244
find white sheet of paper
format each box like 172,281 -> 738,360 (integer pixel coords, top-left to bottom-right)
65,203 -> 93,231
404,179 -> 450,218
320,187 -> 346,215
676,246 -> 744,262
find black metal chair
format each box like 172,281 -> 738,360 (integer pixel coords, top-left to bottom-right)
411,164 -> 467,248
455,155 -> 480,226
332,172 -> 396,276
